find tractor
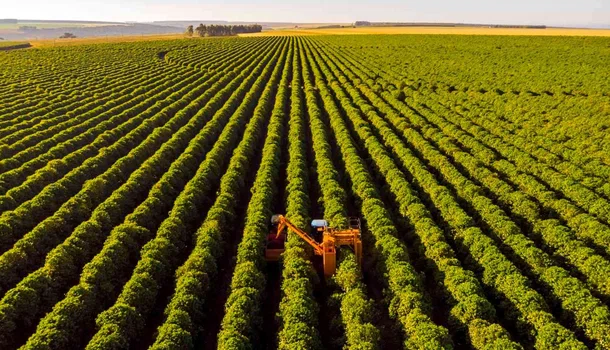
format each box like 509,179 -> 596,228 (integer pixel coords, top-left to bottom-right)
264,214 -> 362,277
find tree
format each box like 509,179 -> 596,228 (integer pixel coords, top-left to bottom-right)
191,23 -> 262,37
185,25 -> 193,37
195,23 -> 206,37
59,33 -> 77,39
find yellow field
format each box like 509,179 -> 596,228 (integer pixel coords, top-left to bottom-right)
13,25 -> 610,49
29,33 -> 190,48
241,26 -> 610,37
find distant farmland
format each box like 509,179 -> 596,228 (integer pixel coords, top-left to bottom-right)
0,21 -> 120,29
243,25 -> 610,36
0,41 -> 30,50
0,34 -> 609,349
0,20 -> 181,41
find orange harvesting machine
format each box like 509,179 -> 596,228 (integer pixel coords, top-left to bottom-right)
264,214 -> 363,277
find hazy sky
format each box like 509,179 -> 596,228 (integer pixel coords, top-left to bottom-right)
2,0 -> 609,26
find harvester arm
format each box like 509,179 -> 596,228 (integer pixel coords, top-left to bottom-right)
275,215 -> 324,256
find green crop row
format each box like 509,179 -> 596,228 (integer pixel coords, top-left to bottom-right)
216,41 -> 292,350
276,39 -> 322,350
300,37 -> 453,349
0,37 -> 279,350
83,38 -> 284,350
150,38 -> 288,349
305,38 -> 522,350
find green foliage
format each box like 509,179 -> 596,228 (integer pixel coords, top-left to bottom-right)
315,36 -> 609,348
87,39 -> 287,350
2,33 -> 610,350
14,37 -> 283,350
334,251 -> 380,350
299,37 -> 453,348
276,43 -> 322,350
150,38 -> 289,349
217,42 -> 293,349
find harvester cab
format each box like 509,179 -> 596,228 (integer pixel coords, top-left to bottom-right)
311,219 -> 328,241
264,214 -> 363,277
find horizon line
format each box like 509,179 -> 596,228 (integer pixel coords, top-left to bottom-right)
4,18 -> 609,29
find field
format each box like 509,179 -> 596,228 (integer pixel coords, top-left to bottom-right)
0,21 -> 123,30
243,26 -> 610,37
0,34 -> 610,350
27,33 -> 187,48
0,42 -> 30,50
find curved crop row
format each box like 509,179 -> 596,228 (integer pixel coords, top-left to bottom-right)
304,38 -> 521,349
19,38 -> 281,350
0,37 -> 276,204
0,39 -> 280,254
0,61 -> 170,135
452,100 -> 610,197
0,66 -> 160,133
0,37 -> 248,143
0,40 -> 250,174
0,38 -> 281,349
338,45 -> 610,259
0,69 -> 225,261
83,38 -> 285,350
216,43 -> 292,350
0,69 -> 174,151
150,38 -> 288,349
0,68 -> 201,198
299,40 -> 379,350
324,40 -> 610,289
276,39 -> 321,350
318,40 -> 606,348
423,99 -> 610,257
0,58 -> 164,127
299,37 -> 453,349
377,89 -> 610,302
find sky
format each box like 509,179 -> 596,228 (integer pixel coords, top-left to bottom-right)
1,0 -> 609,27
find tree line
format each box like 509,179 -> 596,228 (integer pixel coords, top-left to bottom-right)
186,24 -> 263,37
